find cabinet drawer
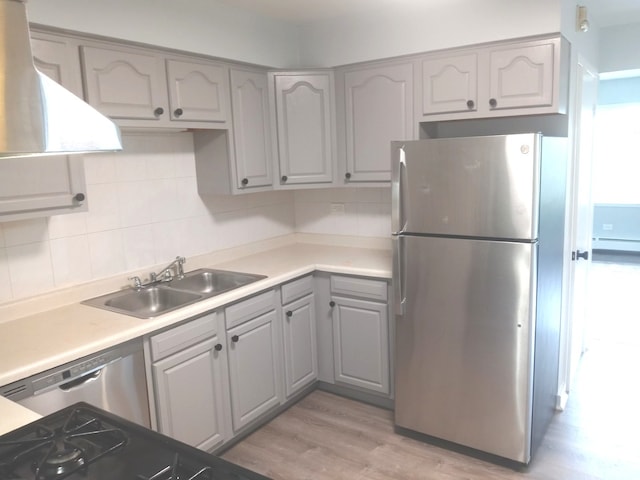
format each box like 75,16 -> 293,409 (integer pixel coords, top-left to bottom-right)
330,275 -> 388,302
150,313 -> 217,361
225,290 -> 276,329
281,275 -> 313,304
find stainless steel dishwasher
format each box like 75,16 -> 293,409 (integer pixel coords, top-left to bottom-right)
1,339 -> 150,428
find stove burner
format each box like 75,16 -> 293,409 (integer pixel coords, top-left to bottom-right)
35,444 -> 86,478
0,408 -> 127,480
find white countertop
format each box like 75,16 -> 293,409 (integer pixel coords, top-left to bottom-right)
0,238 -> 391,435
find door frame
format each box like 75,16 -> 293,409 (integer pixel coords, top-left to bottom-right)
557,55 -> 598,410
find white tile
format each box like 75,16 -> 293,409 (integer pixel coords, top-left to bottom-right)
380,186 -> 392,205
0,224 -> 5,248
2,218 -> 48,247
50,236 -> 92,287
6,242 -> 54,298
117,181 -> 154,228
86,183 -> 121,233
175,177 -> 208,218
151,221 -> 183,263
332,203 -> 359,236
48,213 -> 88,239
146,149 -> 177,180
115,137 -> 148,181
87,230 -> 126,279
83,153 -> 117,185
179,216 -> 216,256
173,134 -> 197,178
122,225 -> 156,271
0,248 -> 13,303
149,179 -> 181,222
202,193 -> 248,214
213,211 -> 251,251
294,202 -> 334,235
355,187 -> 384,203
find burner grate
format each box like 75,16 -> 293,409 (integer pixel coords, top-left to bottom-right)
0,408 -> 128,480
136,453 -> 213,480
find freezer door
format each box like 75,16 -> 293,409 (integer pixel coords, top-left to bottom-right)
394,235 -> 536,463
391,134 -> 540,240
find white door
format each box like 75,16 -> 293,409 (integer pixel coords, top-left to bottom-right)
559,58 -> 598,407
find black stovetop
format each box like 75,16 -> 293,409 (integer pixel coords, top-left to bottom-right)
0,402 -> 269,480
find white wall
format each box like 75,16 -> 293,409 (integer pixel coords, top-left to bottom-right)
599,23 -> 640,73
0,133 -> 295,303
298,0 -> 562,67
26,0 -> 301,68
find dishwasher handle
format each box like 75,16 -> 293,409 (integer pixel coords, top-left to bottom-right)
58,369 -> 102,391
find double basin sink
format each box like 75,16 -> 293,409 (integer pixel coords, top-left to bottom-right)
83,269 -> 266,319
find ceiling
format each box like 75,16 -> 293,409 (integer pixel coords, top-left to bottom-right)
217,0 -> 640,27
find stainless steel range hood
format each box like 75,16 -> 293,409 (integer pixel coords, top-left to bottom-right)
0,0 -> 122,159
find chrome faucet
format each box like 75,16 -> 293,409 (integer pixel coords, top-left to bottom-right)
128,256 -> 186,289
154,256 -> 186,281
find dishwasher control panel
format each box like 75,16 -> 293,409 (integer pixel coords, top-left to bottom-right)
31,351 -> 119,393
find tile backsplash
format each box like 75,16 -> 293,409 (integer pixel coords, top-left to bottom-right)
0,132 -> 391,304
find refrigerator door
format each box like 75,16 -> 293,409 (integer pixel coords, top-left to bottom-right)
391,134 -> 540,240
394,235 -> 536,463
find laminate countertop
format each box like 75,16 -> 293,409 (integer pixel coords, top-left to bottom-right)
0,239 -> 391,435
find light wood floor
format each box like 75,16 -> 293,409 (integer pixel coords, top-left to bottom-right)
222,261 -> 640,479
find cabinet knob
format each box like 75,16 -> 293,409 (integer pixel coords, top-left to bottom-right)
241,178 -> 249,186
466,99 -> 475,109
329,301 -> 335,308
281,175 -> 288,183
174,108 -> 184,117
154,107 -> 164,116
231,335 -> 239,343
214,343 -> 223,351
74,193 -> 86,202
489,98 -> 498,108
286,310 -> 293,317
345,172 -> 352,180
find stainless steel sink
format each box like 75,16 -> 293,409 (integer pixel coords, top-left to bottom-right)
82,268 -> 266,318
167,268 -> 266,298
83,286 -> 203,319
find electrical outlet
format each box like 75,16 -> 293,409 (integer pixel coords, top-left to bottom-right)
330,203 -> 345,215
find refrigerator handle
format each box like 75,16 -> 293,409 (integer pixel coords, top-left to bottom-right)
392,235 -> 405,316
391,145 -> 406,235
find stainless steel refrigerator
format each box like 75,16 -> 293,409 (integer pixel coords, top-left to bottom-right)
392,133 -> 567,465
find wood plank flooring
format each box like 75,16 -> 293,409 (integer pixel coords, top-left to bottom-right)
222,262 -> 640,479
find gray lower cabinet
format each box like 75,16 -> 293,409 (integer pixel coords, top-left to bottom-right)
330,275 -> 390,395
149,313 -> 229,452
225,291 -> 283,432
281,276 -> 318,397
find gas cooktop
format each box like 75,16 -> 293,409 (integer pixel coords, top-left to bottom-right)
0,402 -> 269,480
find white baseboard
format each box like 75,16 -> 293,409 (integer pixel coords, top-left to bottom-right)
555,391 -> 569,411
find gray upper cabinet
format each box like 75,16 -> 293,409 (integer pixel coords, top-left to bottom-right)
419,35 -> 568,121
149,313 -> 230,452
339,62 -> 414,183
81,44 -> 230,128
0,32 -> 87,222
166,59 -> 229,123
270,71 -> 336,187
229,68 -> 273,190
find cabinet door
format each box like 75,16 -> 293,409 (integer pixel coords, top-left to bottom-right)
344,63 -> 413,182
422,53 -> 478,115
0,34 -> 87,222
486,42 -> 555,111
331,296 -> 389,394
230,69 -> 273,189
282,293 -> 318,397
81,46 -> 168,121
31,33 -> 83,97
227,310 -> 282,432
152,335 -> 228,451
273,73 -> 334,186
166,59 -> 228,123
